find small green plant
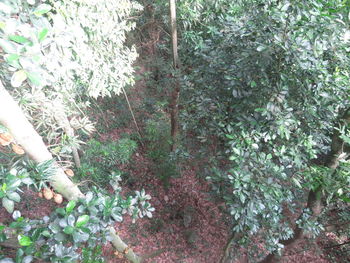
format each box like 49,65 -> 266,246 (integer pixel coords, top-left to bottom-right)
81,245 -> 104,263
144,118 -> 178,189
78,138 -> 137,186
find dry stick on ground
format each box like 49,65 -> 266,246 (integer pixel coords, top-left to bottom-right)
122,87 -> 144,147
169,0 -> 181,151
0,81 -> 142,263
260,109 -> 350,263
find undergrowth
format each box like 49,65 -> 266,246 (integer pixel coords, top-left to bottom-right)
77,137 -> 137,187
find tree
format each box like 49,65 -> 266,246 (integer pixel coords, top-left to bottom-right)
169,0 -> 181,151
0,1 -> 155,262
179,0 -> 350,261
0,0 -> 142,167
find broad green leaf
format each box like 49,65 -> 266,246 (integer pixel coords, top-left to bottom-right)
11,70 -> 27,88
27,72 -> 42,86
76,215 -> 89,227
9,35 -> 30,44
41,230 -> 50,237
5,54 -> 19,63
22,255 -> 33,263
56,207 -> 66,216
38,28 -> 49,41
63,226 -> 74,234
15,248 -> 24,262
7,177 -> 21,190
2,197 -> 14,213
33,4 -> 52,16
67,214 -> 75,226
66,200 -> 76,213
18,235 -> 32,246
72,231 -> 89,243
54,232 -> 66,242
58,218 -> 67,228
7,192 -> 20,202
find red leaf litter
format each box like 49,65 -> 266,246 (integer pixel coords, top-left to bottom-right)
101,150 -> 229,263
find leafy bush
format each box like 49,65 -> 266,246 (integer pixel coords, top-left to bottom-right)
0,186 -> 154,263
180,0 -> 350,259
144,118 -> 178,188
78,138 -> 137,186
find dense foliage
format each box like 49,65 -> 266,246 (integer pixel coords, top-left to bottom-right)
1,0 -> 350,262
179,0 -> 350,259
0,0 -> 141,163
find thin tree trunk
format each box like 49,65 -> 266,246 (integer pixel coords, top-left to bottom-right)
0,81 -> 141,263
169,0 -> 180,151
260,109 -> 350,263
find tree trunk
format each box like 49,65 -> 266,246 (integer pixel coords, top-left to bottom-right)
169,0 -> 180,151
260,109 -> 350,263
0,81 -> 141,263
0,83 -> 83,201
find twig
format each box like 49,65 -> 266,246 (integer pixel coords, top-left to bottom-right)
122,87 -> 144,147
324,240 -> 350,249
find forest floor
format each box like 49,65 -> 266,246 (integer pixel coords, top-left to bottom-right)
91,64 -> 346,263
0,64 -> 348,262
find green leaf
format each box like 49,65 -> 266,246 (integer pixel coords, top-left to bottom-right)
22,255 -> 33,263
38,28 -> 49,41
27,72 -> 42,86
11,70 -> 27,88
56,207 -> 66,216
66,200 -> 76,213
9,35 -> 30,44
2,197 -> 14,213
67,214 -> 75,226
16,248 -> 24,263
33,4 -> 52,16
76,215 -> 89,228
292,178 -> 302,189
72,231 -> 89,243
18,235 -> 32,246
254,108 -> 265,112
54,232 -> 66,242
42,230 -> 50,237
5,54 -> 20,63
7,192 -> 20,202
225,134 -> 234,139
63,226 -> 74,235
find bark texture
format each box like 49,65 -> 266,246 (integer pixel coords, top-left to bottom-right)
169,0 -> 181,151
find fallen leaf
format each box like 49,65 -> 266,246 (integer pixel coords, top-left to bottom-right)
12,144 -> 25,155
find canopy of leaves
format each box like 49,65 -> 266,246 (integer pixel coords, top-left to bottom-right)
180,0 -> 350,257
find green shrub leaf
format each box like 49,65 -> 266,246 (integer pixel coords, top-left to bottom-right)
76,215 -> 89,228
